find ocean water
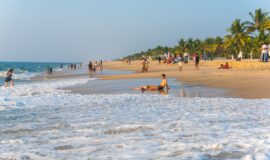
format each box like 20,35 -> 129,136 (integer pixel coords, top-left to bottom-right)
0,62 -> 68,83
1,63 -> 270,159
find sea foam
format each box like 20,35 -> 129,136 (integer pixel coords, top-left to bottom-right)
0,78 -> 270,159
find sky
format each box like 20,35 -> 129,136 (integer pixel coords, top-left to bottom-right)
0,0 -> 269,62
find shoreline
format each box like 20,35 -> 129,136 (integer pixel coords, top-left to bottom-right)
100,60 -> 270,99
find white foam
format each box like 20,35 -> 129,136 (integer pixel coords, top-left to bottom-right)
0,70 -> 40,80
0,79 -> 270,159
0,77 -> 91,110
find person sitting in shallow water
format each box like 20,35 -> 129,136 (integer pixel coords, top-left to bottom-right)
133,74 -> 170,92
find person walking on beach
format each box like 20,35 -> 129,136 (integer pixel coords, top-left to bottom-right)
133,74 -> 170,92
195,55 -> 200,70
49,67 -> 53,74
4,69 -> 14,87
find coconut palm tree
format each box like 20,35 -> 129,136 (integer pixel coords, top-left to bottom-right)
203,37 -> 215,53
224,19 -> 250,56
178,38 -> 186,52
247,9 -> 269,44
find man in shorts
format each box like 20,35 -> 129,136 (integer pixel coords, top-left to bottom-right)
4,69 -> 14,87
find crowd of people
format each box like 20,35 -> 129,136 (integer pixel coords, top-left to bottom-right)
138,52 -> 200,72
46,66 -> 53,75
158,52 -> 192,64
88,60 -> 103,72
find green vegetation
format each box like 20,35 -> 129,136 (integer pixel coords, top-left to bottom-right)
123,9 -> 270,60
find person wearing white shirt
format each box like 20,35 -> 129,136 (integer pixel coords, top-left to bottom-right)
237,51 -> 243,61
262,43 -> 269,62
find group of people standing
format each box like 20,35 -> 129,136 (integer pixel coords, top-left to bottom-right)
46,66 -> 53,75
122,59 -> 131,65
157,52 -> 200,71
158,52 -> 191,64
88,60 -> 103,72
68,64 -> 82,70
140,52 -> 200,73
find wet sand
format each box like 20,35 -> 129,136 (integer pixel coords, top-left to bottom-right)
100,60 -> 270,99
65,78 -> 227,98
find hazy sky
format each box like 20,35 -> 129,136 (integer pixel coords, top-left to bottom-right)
0,0 -> 269,62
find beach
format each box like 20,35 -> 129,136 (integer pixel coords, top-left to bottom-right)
100,60 -> 270,99
1,61 -> 270,159
1,0 -> 270,159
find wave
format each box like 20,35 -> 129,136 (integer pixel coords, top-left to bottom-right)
0,77 -> 91,110
1,78 -> 270,159
0,62 -> 66,80
104,125 -> 154,134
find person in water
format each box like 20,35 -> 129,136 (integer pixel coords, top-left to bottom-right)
4,68 -> 14,87
133,74 -> 170,92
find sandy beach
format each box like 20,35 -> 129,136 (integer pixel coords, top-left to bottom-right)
100,60 -> 270,99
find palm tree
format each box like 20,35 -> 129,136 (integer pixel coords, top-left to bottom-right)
178,38 -> 186,52
193,39 -> 203,54
247,9 -> 270,44
224,19 -> 250,56
203,37 -> 215,53
214,36 -> 224,57
186,38 -> 194,53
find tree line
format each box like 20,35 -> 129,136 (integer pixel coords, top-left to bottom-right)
123,9 -> 270,60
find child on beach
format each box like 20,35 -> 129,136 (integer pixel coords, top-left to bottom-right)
133,74 -> 170,92
4,69 -> 14,87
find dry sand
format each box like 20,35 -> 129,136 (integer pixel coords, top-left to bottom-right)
100,60 -> 270,99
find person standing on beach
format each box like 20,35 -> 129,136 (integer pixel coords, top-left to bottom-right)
195,55 -> 200,70
4,69 -> 14,87
261,43 -> 269,62
158,56 -> 161,64
100,60 -> 103,66
88,61 -> 93,71
100,60 -> 103,72
50,67 -> 53,74
178,59 -> 183,71
141,58 -> 147,72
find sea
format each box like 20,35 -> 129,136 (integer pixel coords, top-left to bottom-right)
1,62 -> 270,160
